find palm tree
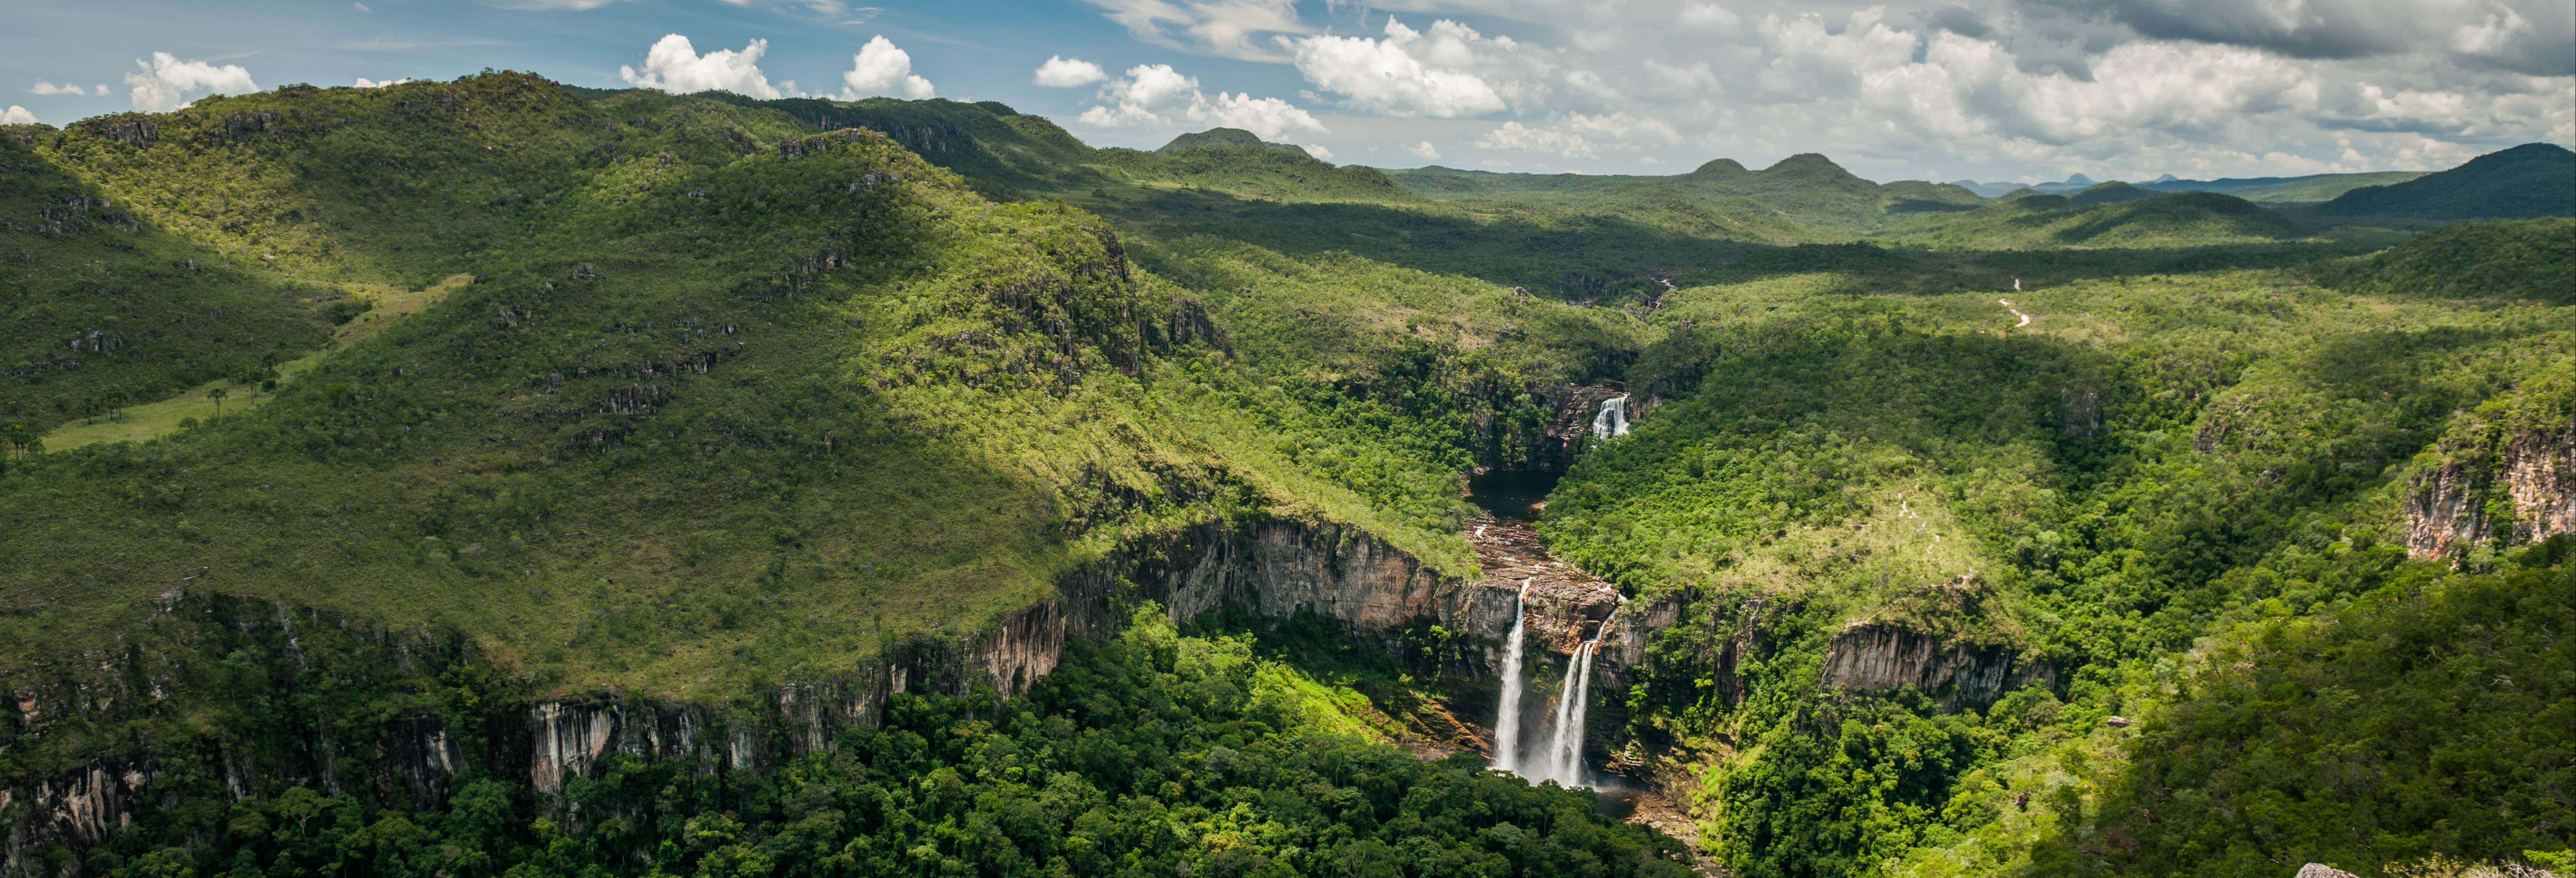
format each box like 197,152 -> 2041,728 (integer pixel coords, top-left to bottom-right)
208,385 -> 229,423
4,421 -> 39,459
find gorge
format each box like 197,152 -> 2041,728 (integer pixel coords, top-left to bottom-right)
0,71 -> 2569,878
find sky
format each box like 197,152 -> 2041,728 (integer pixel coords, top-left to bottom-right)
3,0 -> 2571,184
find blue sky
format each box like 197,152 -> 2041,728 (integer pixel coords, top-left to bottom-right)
6,0 -> 2571,183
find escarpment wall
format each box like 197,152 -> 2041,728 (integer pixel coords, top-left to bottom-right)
1819,623 -> 2049,708
2,515 -> 1590,877
2406,423 -> 2576,560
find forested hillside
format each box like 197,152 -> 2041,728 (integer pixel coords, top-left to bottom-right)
2,74 -> 2570,878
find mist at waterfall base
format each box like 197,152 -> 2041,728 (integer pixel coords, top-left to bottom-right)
1487,602 -> 1618,790
1468,396 -> 1638,792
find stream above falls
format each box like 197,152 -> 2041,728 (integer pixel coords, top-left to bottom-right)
1463,467 -> 1625,789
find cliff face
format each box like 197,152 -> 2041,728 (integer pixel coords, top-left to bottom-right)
4,514 -> 1593,876
2407,424 -> 2576,560
1818,623 -> 2047,708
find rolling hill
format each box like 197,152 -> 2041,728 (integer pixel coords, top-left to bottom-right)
2317,142 -> 2576,220
1383,155 -> 1986,232
1880,189 -> 2302,248
2139,169 -> 2431,202
1155,126 -> 1318,157
1,71 -> 2570,878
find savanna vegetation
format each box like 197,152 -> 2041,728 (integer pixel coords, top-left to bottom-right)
3,72 -> 2571,878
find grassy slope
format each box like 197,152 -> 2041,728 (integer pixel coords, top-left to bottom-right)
1544,222 -> 2570,875
0,77 -> 1534,700
2226,170 -> 2429,202
42,273 -> 474,449
1878,191 -> 2304,249
1383,156 -> 1984,233
2317,142 -> 2576,220
1,129 -> 335,433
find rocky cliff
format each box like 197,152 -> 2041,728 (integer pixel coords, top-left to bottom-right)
4,513 -> 1609,877
1818,623 -> 2048,708
2407,423 -> 2576,560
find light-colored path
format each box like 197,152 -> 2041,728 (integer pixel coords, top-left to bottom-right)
1999,298 -> 2031,329
44,274 -> 473,450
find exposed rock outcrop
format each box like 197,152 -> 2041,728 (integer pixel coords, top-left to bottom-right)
6,512 -> 1620,876
1465,513 -> 1625,654
1819,623 -> 2046,708
1536,385 -> 1628,471
2407,423 -> 2576,560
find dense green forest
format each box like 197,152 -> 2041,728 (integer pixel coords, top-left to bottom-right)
71,608 -> 1693,878
2,74 -> 2571,878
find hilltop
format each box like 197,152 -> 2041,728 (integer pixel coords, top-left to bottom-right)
1385,154 -> 1983,232
1879,189 -> 2302,248
2,72 -> 2570,878
2317,142 -> 2576,220
1155,126 -> 1318,157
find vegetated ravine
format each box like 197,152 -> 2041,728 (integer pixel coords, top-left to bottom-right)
2,75 -> 2572,878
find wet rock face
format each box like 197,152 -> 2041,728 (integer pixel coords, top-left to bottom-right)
2407,425 -> 2576,560
1463,513 -> 1625,655
1819,624 -> 2046,708
1537,385 -> 1627,471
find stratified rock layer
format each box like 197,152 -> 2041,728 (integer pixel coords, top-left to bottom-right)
2407,423 -> 2576,559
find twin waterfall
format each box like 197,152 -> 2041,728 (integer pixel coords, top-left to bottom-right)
1487,395 -> 1630,788
1490,589 -> 1617,789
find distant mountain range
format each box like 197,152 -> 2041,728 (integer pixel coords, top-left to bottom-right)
1951,169 -> 2432,202
1385,154 -> 1983,232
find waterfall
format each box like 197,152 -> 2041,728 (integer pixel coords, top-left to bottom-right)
1491,580 -> 1532,771
1532,640 -> 1599,786
1491,591 -> 1623,788
1591,396 -> 1630,440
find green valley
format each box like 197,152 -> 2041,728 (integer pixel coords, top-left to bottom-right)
1,71 -> 2570,878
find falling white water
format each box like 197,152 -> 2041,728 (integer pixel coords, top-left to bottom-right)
1591,396 -> 1630,440
1531,639 -> 1599,787
1491,580 -> 1532,771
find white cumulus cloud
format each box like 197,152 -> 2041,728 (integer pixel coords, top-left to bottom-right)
1081,0 -> 1308,61
1476,111 -> 1680,159
2,106 -> 36,125
1077,63 -> 1325,141
1033,56 -> 1108,87
29,81 -> 89,95
1409,141 -> 1442,159
353,77 -> 411,89
1303,143 -> 1334,161
1285,18 -> 1530,118
619,35 -> 795,99
125,53 -> 258,112
840,36 -> 934,99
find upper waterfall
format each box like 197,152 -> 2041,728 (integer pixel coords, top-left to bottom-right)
1592,396 -> 1630,440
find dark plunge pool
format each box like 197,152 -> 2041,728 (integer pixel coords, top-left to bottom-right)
1466,470 -> 1560,522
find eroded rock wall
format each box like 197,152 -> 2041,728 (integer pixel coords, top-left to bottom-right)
3,514 -> 1577,877
2407,424 -> 2576,560
1819,623 -> 2047,708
